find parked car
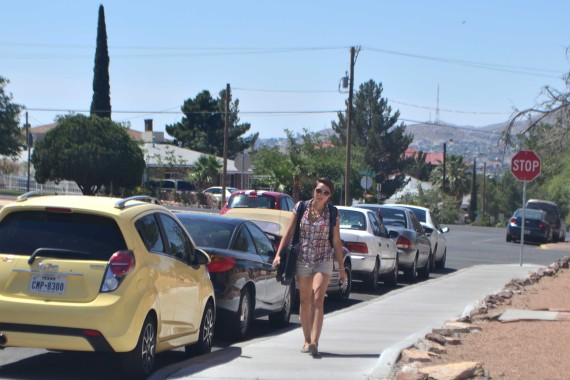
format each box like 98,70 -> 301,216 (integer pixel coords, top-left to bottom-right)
144,179 -> 196,193
175,212 -> 294,340
0,193 -> 215,379
220,190 -> 295,215
222,207 -> 353,303
357,204 -> 432,281
525,199 -> 566,242
506,208 -> 553,244
337,206 -> 398,290
393,204 -> 449,270
203,186 -> 239,203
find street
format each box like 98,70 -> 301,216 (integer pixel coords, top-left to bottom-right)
0,224 -> 567,379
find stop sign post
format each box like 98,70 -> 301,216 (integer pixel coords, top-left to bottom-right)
511,150 -> 541,182
510,150 -> 541,267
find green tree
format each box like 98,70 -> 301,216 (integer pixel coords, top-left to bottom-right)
166,89 -> 258,157
188,154 -> 222,190
430,154 -> 469,202
90,4 -> 111,119
0,77 -> 24,158
406,150 -> 433,181
32,115 -> 145,195
332,80 -> 413,201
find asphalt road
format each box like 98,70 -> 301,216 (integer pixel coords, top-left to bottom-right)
0,223 -> 567,379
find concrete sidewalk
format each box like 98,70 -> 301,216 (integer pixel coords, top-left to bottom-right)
151,264 -> 542,380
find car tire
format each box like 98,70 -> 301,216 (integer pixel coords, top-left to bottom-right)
365,259 -> 379,291
506,233 -> 512,243
269,282 -> 294,327
383,258 -> 398,287
418,252 -> 430,280
120,315 -> 156,380
405,256 -> 418,282
435,247 -> 446,270
185,300 -> 215,356
226,288 -> 252,341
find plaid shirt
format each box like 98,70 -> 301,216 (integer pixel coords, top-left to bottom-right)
294,200 -> 334,267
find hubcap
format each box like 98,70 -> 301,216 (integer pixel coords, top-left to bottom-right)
141,323 -> 156,373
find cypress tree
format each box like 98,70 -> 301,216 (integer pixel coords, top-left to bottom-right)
90,4 -> 111,119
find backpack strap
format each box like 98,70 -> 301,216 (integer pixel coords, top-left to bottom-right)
292,200 -> 307,245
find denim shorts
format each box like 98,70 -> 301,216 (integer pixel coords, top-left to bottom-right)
296,260 -> 333,278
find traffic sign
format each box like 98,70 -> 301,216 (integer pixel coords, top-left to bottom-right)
234,153 -> 251,172
360,176 -> 373,190
511,150 -> 541,182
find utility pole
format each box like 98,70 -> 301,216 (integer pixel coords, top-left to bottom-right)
26,112 -> 31,192
442,142 -> 447,193
344,46 -> 359,206
222,83 -> 230,208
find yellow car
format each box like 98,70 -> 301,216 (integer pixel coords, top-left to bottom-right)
0,193 -> 215,379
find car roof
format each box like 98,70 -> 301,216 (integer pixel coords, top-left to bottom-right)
2,194 -> 164,218
526,199 -> 558,207
230,190 -> 290,197
389,203 -> 429,212
175,211 -> 248,227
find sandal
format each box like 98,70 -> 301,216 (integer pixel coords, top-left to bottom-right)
308,343 -> 318,357
301,345 -> 310,353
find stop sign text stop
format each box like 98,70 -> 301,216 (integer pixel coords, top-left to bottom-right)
511,150 -> 541,181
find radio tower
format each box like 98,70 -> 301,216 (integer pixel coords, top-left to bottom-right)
435,85 -> 440,125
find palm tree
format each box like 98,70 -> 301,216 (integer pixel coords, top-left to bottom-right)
188,155 -> 222,190
430,154 -> 469,202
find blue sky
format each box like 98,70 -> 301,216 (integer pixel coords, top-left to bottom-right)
3,1 -> 569,140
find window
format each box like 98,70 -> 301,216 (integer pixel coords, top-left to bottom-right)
136,214 -> 165,253
157,214 -> 194,262
246,223 -> 275,259
233,226 -> 256,253
0,210 -> 126,260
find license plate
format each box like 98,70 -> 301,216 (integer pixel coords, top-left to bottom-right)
524,229 -> 531,235
30,274 -> 67,295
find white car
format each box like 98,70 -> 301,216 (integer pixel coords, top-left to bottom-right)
337,206 -> 398,290
203,186 -> 239,202
392,204 -> 449,270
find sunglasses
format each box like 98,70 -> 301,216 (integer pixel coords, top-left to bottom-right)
315,188 -> 331,196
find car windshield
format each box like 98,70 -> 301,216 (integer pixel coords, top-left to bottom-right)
381,208 -> 408,228
406,207 -> 426,223
228,194 -> 276,209
515,209 -> 544,220
339,210 -> 366,230
0,210 -> 127,260
178,218 -> 234,249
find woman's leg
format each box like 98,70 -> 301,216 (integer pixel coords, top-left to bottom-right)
310,271 -> 331,346
297,274 -> 315,348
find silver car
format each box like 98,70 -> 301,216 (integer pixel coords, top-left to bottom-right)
391,204 -> 449,269
337,206 -> 398,290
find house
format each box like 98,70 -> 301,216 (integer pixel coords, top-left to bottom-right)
17,119 -> 251,189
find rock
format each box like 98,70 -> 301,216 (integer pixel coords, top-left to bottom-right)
418,361 -> 485,380
414,339 -> 447,354
400,349 -> 432,363
425,332 -> 447,345
396,364 -> 429,380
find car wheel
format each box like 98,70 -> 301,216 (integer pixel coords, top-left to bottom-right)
365,259 -> 379,291
185,300 -> 215,356
383,258 -> 398,287
331,264 -> 352,302
226,288 -> 252,341
120,315 -> 156,380
435,247 -> 446,270
506,233 -> 512,243
269,281 -> 294,327
418,251 -> 430,280
405,256 -> 418,282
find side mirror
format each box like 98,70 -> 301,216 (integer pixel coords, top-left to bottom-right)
441,226 -> 450,233
388,230 -> 399,239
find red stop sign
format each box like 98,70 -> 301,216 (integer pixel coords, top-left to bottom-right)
511,150 -> 541,181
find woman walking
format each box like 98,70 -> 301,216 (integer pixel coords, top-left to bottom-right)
273,177 -> 347,357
